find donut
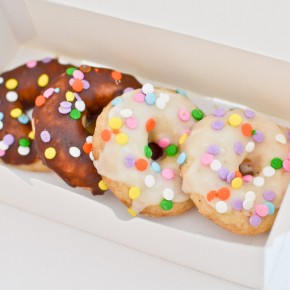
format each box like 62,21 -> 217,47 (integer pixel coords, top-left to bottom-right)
0,58 -> 69,171
33,65 -> 141,194
181,108 -> 290,234
92,84 -> 205,217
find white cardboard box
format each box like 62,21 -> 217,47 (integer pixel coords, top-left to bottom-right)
0,1 -> 290,288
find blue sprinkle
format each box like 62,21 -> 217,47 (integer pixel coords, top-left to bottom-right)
54,88 -> 60,93
176,88 -> 187,96
177,152 -> 186,165
151,161 -> 161,173
112,97 -> 122,106
145,93 -> 156,105
0,112 -> 4,121
265,202 -> 275,215
18,114 -> 30,124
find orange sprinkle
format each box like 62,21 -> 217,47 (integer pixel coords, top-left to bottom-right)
111,71 -> 122,81
241,123 -> 252,137
235,171 -> 242,178
72,79 -> 84,92
101,129 -> 111,142
135,158 -> 148,171
82,142 -> 92,154
217,187 -> 231,200
112,129 -> 120,134
146,118 -> 156,132
207,190 -> 217,202
35,95 -> 46,107
94,68 -> 99,73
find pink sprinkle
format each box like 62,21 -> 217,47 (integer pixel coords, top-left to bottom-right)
73,70 -> 84,80
242,175 -> 253,182
0,150 -> 5,157
125,117 -> 138,129
182,128 -> 190,135
178,108 -> 190,121
134,92 -> 145,102
43,88 -> 55,98
158,138 -> 170,148
161,169 -> 175,180
255,204 -> 269,217
201,153 -> 214,165
26,60 -> 37,68
283,159 -> 290,171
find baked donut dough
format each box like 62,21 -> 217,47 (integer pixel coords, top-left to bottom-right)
0,58 -> 69,171
93,84 -> 205,217
33,65 -> 141,194
181,108 -> 290,234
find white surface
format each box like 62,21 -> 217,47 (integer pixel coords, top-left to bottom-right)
0,202 -> 289,290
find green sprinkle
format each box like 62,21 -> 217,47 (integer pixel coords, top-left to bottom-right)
271,157 -> 283,169
70,109 -> 81,120
252,130 -> 256,135
191,109 -> 204,121
160,199 -> 173,211
66,67 -> 76,76
165,144 -> 178,156
144,145 -> 153,158
19,138 -> 30,147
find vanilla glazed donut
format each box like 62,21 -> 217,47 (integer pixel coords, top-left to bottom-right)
181,108 -> 290,234
33,65 -> 141,194
0,58 -> 69,171
93,84 -> 205,216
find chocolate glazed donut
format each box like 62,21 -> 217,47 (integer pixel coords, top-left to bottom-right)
0,58 -> 69,171
33,65 -> 141,194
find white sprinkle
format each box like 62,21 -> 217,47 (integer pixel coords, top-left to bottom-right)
120,109 -> 133,118
253,176 -> 265,187
215,201 -> 228,213
155,98 -> 166,109
58,58 -> 70,65
159,93 -> 170,103
0,141 -> 9,150
275,134 -> 287,144
89,151 -> 94,161
144,175 -> 155,188
142,83 -> 154,94
0,121 -> 3,130
75,100 -> 86,112
245,141 -> 255,152
17,146 -> 30,156
6,91 -> 18,102
86,136 -> 93,143
210,159 -> 222,171
0,77 -> 4,84
69,147 -> 81,158
262,166 -> 275,177
243,199 -> 254,210
163,188 -> 175,201
245,190 -> 256,201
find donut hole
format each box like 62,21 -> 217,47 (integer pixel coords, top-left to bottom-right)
148,142 -> 164,161
239,158 -> 261,177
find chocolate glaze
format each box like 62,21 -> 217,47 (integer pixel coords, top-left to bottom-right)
33,65 -> 141,194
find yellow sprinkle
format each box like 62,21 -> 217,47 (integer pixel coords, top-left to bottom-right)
228,114 -> 242,127
5,78 -> 18,90
98,180 -> 108,191
179,133 -> 188,145
128,186 -> 141,200
127,208 -> 137,217
28,131 -> 35,140
37,74 -> 49,87
65,91 -> 75,102
109,117 -> 123,129
115,133 -> 129,145
231,177 -> 243,189
10,108 -> 22,118
44,147 -> 56,160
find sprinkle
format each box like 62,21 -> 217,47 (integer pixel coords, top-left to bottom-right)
176,88 -> 187,96
83,142 -> 92,154
86,136 -> 93,143
263,190 -> 275,201
124,155 -> 136,167
89,151 -> 94,161
3,134 -> 14,146
245,191 -> 256,201
213,108 -> 226,117
65,91 -> 75,102
0,141 -> 8,150
134,92 -> 145,102
252,130 -> 264,143
245,141 -> 255,152
73,70 -> 84,80
179,133 -> 187,145
42,57 -> 52,63
6,91 -> 18,102
40,130 -> 50,144
163,188 -> 175,200
201,153 -> 214,165
253,176 -> 265,187
17,146 -> 30,156
54,88 -> 60,93
145,93 -> 156,105
43,88 -> 54,98
160,199 -> 173,211
111,71 -> 122,81
265,202 -> 275,215
0,77 -> 3,84
129,186 -> 141,200
226,172 -> 236,183
146,119 -> 155,132
207,191 -> 216,202
18,114 -> 29,124
72,79 -> 84,92
125,117 -> 138,129
262,166 -> 275,177
211,120 -> 225,130
123,87 -> 134,93
98,180 -> 108,191
59,107 -> 71,114
254,204 -> 269,217
243,199 -> 254,210
28,131 -> 35,140
158,138 -> 170,148
231,199 -> 243,210
26,60 -> 37,68
60,101 -> 72,108
228,114 -> 242,126
159,93 -> 170,102
120,109 -> 133,118
75,100 -> 86,112
217,187 -> 231,200
112,97 -> 122,106
249,215 -> 261,227
0,149 -> 5,157
156,97 -> 167,109
127,208 -> 137,217
10,108 -> 22,118
70,109 -> 81,120
275,134 -> 287,144
178,108 -> 190,121
234,141 -> 243,155
244,109 -> 255,119
5,78 -> 18,90
231,177 -> 242,189
44,147 -> 56,159
161,168 -> 175,180
101,129 -> 111,142
165,144 -> 178,157
0,121 -> 2,130
66,67 -> 76,76
210,159 -> 222,171
0,112 -> 4,121
69,147 -> 81,158
151,161 -> 161,173
144,145 -> 153,158
135,158 -> 148,171
218,167 -> 229,180
207,145 -> 220,155
283,160 -> 290,171
37,74 -> 49,87
241,123 -> 253,137
144,175 -> 155,187
115,133 -> 129,145
191,109 -> 204,121
271,157 -> 283,169
19,138 -> 30,147
215,201 -> 227,213
35,95 -> 46,107
142,83 -> 154,94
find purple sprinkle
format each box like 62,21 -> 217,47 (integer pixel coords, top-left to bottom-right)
207,144 -> 220,155
58,106 -> 71,114
218,167 -> 229,180
60,101 -> 72,108
249,215 -> 261,227
124,87 -> 134,93
287,132 -> 290,140
213,108 -> 226,117
231,199 -> 243,211
244,109 -> 255,119
253,130 -> 264,143
124,155 -> 136,167
226,171 -> 236,183
83,80 -> 90,89
40,130 -> 51,143
0,150 -> 5,157
211,120 -> 225,130
74,93 -> 81,101
3,134 -> 14,146
234,141 -> 243,155
42,57 -> 52,63
69,78 -> 74,86
263,190 -> 275,201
